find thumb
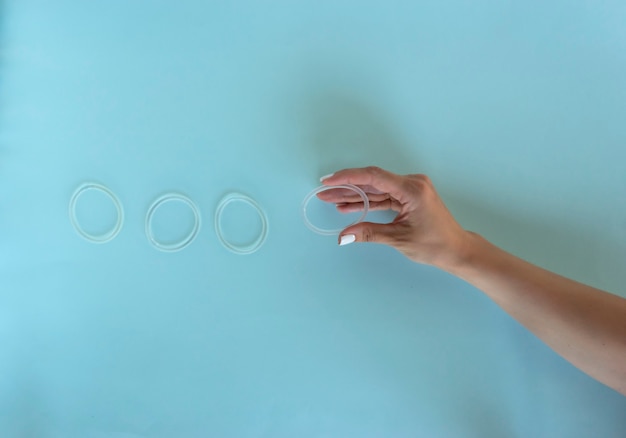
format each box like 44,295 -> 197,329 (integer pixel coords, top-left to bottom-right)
338,222 -> 398,246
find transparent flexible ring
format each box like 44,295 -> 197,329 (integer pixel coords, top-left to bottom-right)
145,193 -> 201,252
302,184 -> 369,236
69,182 -> 124,243
215,192 -> 269,255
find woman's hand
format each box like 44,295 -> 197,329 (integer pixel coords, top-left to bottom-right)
320,166 -> 626,396
318,166 -> 470,269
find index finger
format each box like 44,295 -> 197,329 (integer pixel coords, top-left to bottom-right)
321,166 -> 410,203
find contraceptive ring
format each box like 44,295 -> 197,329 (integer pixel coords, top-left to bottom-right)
301,184 -> 369,236
215,192 -> 269,255
69,182 -> 124,244
145,193 -> 201,252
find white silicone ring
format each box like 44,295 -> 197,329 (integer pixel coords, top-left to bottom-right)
145,193 -> 201,252
302,184 -> 369,236
215,192 -> 268,255
69,182 -> 124,243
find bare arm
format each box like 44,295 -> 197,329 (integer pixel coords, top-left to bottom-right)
450,233 -> 626,395
319,166 -> 626,396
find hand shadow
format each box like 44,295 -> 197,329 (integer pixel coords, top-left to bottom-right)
300,81 -> 626,291
300,88 -> 419,178
292,83 -> 626,434
440,185 -> 626,295
295,84 -> 626,293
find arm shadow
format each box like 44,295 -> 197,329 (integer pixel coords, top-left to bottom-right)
297,88 -> 420,177
440,186 -> 626,297
298,86 -> 625,295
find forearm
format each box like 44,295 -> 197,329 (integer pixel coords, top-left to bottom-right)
443,232 -> 626,396
324,166 -> 626,394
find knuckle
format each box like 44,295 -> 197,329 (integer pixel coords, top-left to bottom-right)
365,166 -> 383,176
417,174 -> 433,185
410,173 -> 431,186
361,226 -> 374,242
406,174 -> 434,195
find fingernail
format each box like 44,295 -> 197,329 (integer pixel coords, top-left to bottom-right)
339,234 -> 356,246
320,173 -> 334,182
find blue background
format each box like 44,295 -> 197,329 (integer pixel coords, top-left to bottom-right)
2,1 -> 626,436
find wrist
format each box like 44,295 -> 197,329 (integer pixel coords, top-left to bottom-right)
435,230 -> 483,274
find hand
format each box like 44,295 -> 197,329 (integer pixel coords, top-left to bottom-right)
318,166 -> 470,269
321,168 -> 626,396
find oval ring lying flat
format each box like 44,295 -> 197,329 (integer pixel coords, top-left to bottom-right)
145,193 -> 201,252
215,192 -> 268,255
69,182 -> 124,244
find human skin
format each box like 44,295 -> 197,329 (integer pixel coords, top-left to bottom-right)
318,166 -> 626,396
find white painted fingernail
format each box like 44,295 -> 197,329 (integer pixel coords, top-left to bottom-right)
339,234 -> 356,246
320,173 -> 334,182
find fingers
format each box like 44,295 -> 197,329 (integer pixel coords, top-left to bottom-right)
318,167 -> 419,249
336,199 -> 402,213
321,166 -> 409,203
317,189 -> 394,205
338,221 -> 400,246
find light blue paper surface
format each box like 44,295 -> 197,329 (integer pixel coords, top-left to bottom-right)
1,1 -> 626,436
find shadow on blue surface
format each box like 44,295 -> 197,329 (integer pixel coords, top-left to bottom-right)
2,2 -> 626,433
422,188 -> 626,435
443,187 -> 626,297
290,83 -> 626,435
304,89 -> 419,177
296,84 -> 625,298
